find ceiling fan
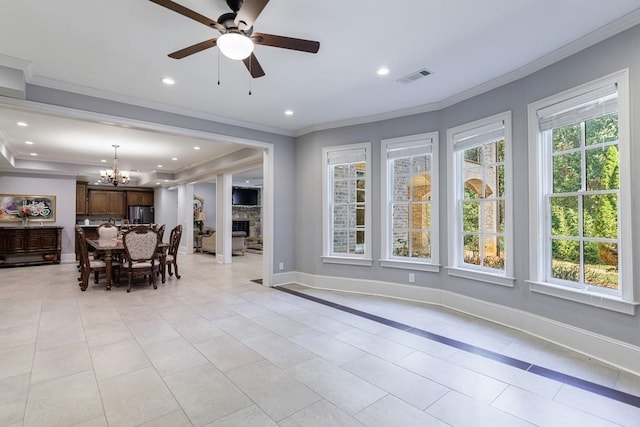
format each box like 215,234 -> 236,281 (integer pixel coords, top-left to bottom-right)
149,0 -> 320,78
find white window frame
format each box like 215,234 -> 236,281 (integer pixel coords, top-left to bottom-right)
322,142 -> 373,266
380,132 -> 440,272
527,69 -> 637,314
447,111 -> 514,287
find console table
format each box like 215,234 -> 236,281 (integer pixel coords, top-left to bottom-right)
0,226 -> 63,267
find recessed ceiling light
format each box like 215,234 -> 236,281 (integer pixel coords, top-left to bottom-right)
17,121 -> 28,127
193,146 -> 200,150
156,182 -> 160,185
377,67 -> 390,76
171,157 -> 178,161
164,179 -> 169,182
25,141 -> 34,145
100,159 -> 107,163
29,153 -> 37,156
161,77 -> 175,85
157,165 -> 163,168
284,110 -> 294,116
95,182 -> 101,185
246,180 -> 250,183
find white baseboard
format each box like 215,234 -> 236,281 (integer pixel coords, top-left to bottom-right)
287,271 -> 640,377
61,253 -> 76,264
272,271 -> 296,286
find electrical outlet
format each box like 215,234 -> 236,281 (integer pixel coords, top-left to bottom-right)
409,273 -> 415,283
279,262 -> 284,271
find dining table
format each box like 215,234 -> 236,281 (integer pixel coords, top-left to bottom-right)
86,238 -> 169,290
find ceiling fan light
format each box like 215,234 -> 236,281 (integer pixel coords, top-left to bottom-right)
218,33 -> 254,60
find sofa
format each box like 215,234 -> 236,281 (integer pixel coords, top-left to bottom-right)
200,231 -> 246,255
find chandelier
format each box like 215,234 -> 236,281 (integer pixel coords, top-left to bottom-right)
100,145 -> 130,187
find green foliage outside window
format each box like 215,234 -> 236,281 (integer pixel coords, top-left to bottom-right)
550,113 -> 619,289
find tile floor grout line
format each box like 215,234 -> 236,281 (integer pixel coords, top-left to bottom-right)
275,285 -> 640,409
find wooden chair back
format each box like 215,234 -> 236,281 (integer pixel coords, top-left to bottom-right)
168,224 -> 182,257
157,224 -> 166,243
75,225 -> 89,270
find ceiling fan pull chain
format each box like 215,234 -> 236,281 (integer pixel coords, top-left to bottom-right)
248,55 -> 252,95
217,49 -> 221,85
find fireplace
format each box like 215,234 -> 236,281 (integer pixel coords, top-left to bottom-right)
232,220 -> 250,235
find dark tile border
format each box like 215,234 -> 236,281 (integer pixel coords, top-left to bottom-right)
276,286 -> 640,408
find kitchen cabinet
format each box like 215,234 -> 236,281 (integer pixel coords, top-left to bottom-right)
76,181 -> 88,214
0,226 -> 63,267
88,190 -> 126,216
126,190 -> 154,206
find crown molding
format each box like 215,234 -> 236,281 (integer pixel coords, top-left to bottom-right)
0,96 -> 273,149
0,53 -> 32,79
439,7 -> 640,110
26,74 -> 295,137
295,102 -> 442,137
297,8 -> 640,137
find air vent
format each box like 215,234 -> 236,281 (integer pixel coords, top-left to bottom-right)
397,68 -> 432,84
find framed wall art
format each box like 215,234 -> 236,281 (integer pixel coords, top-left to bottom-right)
0,194 -> 56,222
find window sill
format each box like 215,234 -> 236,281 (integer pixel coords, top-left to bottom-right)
446,267 -> 515,287
322,256 -> 373,266
379,259 -> 440,272
527,280 -> 638,315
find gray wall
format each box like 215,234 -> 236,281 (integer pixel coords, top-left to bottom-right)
274,137 -> 296,272
294,24 -> 640,346
154,187 -> 178,238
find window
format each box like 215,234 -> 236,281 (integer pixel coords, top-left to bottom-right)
322,143 -> 372,265
380,133 -> 439,271
528,70 -> 635,314
447,112 -> 514,286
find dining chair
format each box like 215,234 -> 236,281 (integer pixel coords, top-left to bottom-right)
119,219 -> 131,234
154,224 -> 167,276
166,224 -> 183,279
121,226 -> 159,292
75,225 -> 85,272
156,224 -> 166,243
97,222 -> 119,239
75,225 -> 118,290
97,221 -> 120,263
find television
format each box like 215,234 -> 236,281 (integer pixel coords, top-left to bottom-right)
232,187 -> 259,206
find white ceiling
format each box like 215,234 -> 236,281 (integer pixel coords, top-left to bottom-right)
1,0 -> 640,184
0,107 -> 242,174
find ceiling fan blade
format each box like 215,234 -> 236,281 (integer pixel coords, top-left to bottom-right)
252,33 -> 320,53
149,0 -> 224,31
234,0 -> 270,31
168,38 -> 218,59
242,53 -> 266,78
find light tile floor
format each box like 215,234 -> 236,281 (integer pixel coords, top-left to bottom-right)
1,253 -> 639,426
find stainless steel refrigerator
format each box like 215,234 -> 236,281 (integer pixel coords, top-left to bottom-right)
128,206 -> 154,224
